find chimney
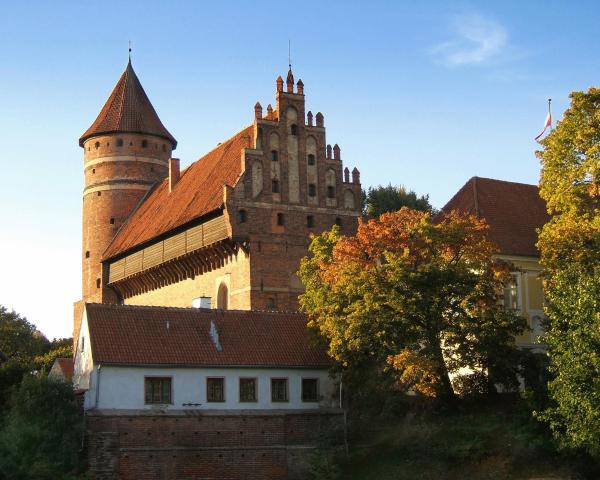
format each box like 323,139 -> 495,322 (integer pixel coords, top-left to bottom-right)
169,158 -> 180,192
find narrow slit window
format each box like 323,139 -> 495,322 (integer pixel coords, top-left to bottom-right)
272,179 -> 280,193
238,209 -> 247,223
277,213 -> 284,226
271,150 -> 278,162
307,215 -> 314,228
327,186 -> 336,199
307,154 -> 315,166
308,184 -> 316,197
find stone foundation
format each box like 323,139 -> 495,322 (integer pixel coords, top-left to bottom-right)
86,409 -> 342,480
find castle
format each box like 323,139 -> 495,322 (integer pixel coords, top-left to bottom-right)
72,58 -> 361,479
74,58 -> 361,341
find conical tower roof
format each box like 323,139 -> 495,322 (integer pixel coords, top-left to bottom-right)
79,60 -> 177,147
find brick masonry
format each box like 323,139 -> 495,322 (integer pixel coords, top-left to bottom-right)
86,410 -> 343,480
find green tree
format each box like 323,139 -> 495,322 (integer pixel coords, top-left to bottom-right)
0,305 -> 48,361
34,339 -> 73,374
298,209 -> 526,403
536,87 -> 600,456
0,375 -> 83,479
363,184 -> 433,218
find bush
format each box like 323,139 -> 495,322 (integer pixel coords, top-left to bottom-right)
0,375 -> 83,480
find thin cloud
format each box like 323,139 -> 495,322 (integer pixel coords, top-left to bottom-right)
431,13 -> 508,67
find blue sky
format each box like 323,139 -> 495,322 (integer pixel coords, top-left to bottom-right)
1,1 -> 598,339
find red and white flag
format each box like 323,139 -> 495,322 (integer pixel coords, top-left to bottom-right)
534,112 -> 552,141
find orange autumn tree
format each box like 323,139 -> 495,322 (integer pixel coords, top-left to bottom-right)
298,208 -> 527,402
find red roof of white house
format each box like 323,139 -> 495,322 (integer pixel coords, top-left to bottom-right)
84,303 -> 330,368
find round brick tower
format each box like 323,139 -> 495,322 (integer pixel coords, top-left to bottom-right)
79,59 -> 177,303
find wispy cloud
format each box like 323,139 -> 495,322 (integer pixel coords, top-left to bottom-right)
431,13 -> 508,67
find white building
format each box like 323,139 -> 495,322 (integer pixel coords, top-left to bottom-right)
73,303 -> 338,412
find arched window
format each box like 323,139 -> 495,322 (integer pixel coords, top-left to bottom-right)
277,213 -> 284,226
217,283 -> 229,310
271,150 -> 278,162
94,141 -> 100,149
344,190 -> 355,209
307,154 -> 315,166
117,138 -> 124,147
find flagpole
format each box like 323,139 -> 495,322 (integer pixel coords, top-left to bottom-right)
548,98 -> 552,130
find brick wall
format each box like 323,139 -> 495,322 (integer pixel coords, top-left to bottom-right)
86,410 -> 342,480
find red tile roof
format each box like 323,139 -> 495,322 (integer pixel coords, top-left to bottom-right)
103,125 -> 253,259
84,303 -> 330,368
53,357 -> 74,380
79,60 -> 177,147
442,177 -> 549,257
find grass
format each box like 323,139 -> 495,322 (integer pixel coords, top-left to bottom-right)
340,397 -> 579,480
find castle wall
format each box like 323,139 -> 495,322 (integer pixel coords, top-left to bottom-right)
86,410 -> 343,480
123,249 -> 251,309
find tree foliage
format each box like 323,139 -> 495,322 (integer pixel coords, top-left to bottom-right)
298,209 -> 526,403
0,375 -> 83,479
0,306 -> 48,361
536,87 -> 600,456
363,184 -> 433,218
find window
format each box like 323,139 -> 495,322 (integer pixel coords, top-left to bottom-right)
141,140 -> 148,148
239,378 -> 257,402
238,209 -> 247,223
307,215 -> 314,228
308,184 -> 316,197
96,278 -> 101,289
271,150 -> 278,162
85,251 -> 90,258
266,297 -> 276,310
217,283 -> 228,310
302,378 -> 319,402
117,138 -> 124,147
272,179 -> 280,193
335,217 -> 342,227
327,186 -> 336,199
162,144 -> 166,152
94,141 -> 100,149
110,217 -> 115,225
290,124 -> 298,136
503,273 -> 521,311
92,168 -> 96,174
80,336 -> 85,352
97,191 -> 101,197
145,377 -> 172,404
277,213 -> 284,226
271,378 -> 288,402
307,154 -> 316,166
207,377 -> 225,402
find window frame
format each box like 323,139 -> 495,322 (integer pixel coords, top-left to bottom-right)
308,183 -> 317,197
206,376 -> 226,403
503,272 -> 522,312
301,378 -> 320,403
270,377 -> 289,403
307,154 -> 316,166
239,377 -> 258,402
144,376 -> 173,405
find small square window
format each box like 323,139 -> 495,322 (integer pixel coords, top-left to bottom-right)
271,378 -> 288,402
145,377 -> 172,404
308,184 -> 316,197
302,378 -> 319,402
239,378 -> 257,402
307,215 -> 314,228
207,377 -> 225,402
277,213 -> 284,226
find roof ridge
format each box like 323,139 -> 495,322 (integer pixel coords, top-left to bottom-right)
85,302 -> 306,316
471,176 -> 538,188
